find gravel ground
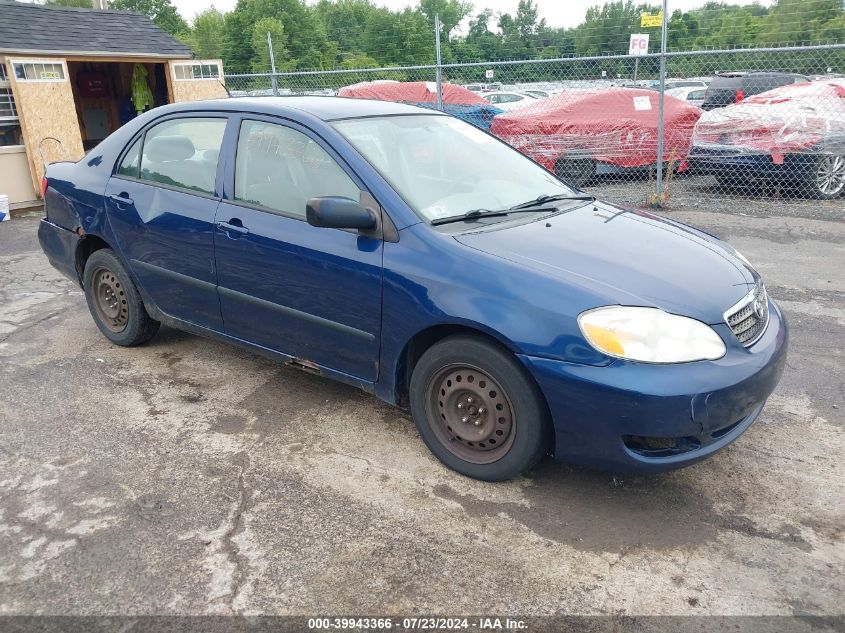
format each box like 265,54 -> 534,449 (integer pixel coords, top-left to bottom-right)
0,196 -> 843,619
597,173 -> 845,221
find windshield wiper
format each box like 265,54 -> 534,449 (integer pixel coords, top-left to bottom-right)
510,193 -> 596,210
430,207 -> 556,226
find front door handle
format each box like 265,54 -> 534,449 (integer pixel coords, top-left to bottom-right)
216,220 -> 250,237
109,193 -> 134,206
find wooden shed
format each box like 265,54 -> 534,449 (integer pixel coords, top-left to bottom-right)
0,0 -> 227,211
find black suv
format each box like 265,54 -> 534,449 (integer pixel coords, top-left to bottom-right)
701,71 -> 810,110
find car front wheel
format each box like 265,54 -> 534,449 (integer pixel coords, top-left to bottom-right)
806,154 -> 845,199
409,335 -> 551,481
83,248 -> 160,346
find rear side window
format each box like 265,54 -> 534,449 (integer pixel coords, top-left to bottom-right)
234,120 -> 360,218
138,117 -> 226,195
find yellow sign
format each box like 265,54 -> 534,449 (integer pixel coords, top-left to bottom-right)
641,12 -> 664,27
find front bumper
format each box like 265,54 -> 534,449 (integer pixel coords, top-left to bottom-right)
519,299 -> 788,473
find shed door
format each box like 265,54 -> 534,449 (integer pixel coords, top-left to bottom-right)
8,58 -> 84,196
168,60 -> 228,104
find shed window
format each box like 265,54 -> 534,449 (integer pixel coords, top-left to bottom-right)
12,61 -> 66,82
0,62 -> 22,147
173,63 -> 221,81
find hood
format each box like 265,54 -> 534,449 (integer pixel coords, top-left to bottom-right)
454,202 -> 756,325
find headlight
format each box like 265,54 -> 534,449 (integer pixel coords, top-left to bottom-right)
578,306 -> 726,363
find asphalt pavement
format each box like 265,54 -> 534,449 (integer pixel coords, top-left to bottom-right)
0,196 -> 842,617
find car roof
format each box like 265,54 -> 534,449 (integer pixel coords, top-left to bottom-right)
158,96 -> 445,122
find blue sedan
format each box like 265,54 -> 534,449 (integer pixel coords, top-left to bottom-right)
38,97 -> 788,480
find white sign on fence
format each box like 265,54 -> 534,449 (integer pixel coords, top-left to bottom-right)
485,69 -> 494,79
629,33 -> 650,56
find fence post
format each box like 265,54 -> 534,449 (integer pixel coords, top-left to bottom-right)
267,31 -> 279,96
654,0 -> 668,207
434,14 -> 444,111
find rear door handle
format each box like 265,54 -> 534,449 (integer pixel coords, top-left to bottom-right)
109,193 -> 134,206
216,221 -> 250,237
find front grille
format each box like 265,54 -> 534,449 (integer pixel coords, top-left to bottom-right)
725,283 -> 769,347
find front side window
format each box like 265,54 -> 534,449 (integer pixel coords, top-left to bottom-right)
235,120 -> 360,218
334,115 -> 574,223
139,118 -> 226,195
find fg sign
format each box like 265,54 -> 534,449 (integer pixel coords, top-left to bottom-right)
629,33 -> 649,56
485,69 -> 494,79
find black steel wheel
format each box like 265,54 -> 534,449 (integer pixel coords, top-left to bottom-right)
90,266 -> 129,333
409,335 -> 551,481
83,248 -> 159,346
426,364 -> 516,465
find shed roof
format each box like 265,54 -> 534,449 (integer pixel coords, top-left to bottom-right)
0,0 -> 193,59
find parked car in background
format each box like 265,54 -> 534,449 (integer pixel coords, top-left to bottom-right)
482,90 -> 540,112
338,81 -> 502,130
666,80 -> 708,90
522,89 -> 550,99
702,71 -> 809,110
666,86 -> 707,107
491,88 -> 702,185
690,79 -> 845,198
37,97 -> 787,480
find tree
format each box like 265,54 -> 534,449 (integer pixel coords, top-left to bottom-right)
185,8 -> 226,59
222,0 -> 328,72
43,0 -> 92,7
109,0 -> 188,35
363,7 -> 434,66
419,0 -> 473,42
251,17 -> 288,72
314,0 -> 375,58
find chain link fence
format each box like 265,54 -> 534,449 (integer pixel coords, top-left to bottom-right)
223,43 -> 845,209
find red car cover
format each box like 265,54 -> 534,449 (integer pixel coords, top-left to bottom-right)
338,81 -> 490,106
490,88 -> 702,170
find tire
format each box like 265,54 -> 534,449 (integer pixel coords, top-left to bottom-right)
555,154 -> 595,188
409,335 -> 552,481
83,248 -> 160,346
803,154 -> 845,200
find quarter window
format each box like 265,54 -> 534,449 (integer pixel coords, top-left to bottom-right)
234,120 -> 360,218
118,137 -> 141,178
139,118 -> 226,195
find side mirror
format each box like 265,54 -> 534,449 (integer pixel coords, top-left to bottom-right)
306,196 -> 377,230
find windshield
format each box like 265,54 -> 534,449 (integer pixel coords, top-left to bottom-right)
332,115 -> 576,223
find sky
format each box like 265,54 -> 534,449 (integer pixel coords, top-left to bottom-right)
171,0 -> 771,29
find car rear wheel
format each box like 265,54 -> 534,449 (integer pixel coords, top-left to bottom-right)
83,249 -> 159,346
555,153 -> 595,187
805,154 -> 845,199
409,335 -> 551,481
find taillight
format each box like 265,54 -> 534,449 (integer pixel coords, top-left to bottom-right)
735,89 -> 745,103
41,176 -> 48,196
